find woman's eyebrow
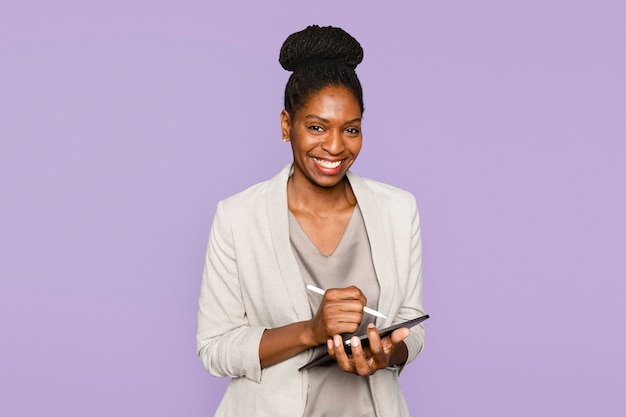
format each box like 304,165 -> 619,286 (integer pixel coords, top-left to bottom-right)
304,115 -> 362,124
304,115 -> 330,123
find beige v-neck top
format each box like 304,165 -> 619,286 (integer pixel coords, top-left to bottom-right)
289,205 -> 380,417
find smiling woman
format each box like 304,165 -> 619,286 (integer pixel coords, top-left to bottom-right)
282,86 -> 362,191
196,25 -> 426,417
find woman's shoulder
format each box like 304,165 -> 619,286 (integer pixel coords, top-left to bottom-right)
349,172 -> 420,232
348,171 -> 417,208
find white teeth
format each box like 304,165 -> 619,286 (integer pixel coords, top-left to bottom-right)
314,158 -> 342,168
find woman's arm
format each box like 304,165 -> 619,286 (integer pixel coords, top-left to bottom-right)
260,286 -> 368,369
197,201 -> 267,381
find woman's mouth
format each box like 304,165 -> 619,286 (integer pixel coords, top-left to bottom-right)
313,157 -> 343,169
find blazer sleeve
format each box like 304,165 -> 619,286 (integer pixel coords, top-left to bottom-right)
400,194 -> 426,366
196,200 -> 265,383
383,191 -> 425,376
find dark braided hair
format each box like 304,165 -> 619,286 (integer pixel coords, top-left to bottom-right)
279,25 -> 364,117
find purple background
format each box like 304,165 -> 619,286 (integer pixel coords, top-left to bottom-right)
2,1 -> 625,416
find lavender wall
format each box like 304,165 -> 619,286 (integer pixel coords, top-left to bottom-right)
2,1 -> 624,416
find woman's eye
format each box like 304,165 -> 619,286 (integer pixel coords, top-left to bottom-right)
345,127 -> 360,134
308,125 -> 323,132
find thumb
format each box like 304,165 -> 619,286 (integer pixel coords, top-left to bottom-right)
390,327 -> 410,345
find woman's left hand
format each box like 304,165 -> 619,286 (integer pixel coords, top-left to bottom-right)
327,323 -> 410,376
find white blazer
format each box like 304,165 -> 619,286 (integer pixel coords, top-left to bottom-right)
197,164 -> 426,417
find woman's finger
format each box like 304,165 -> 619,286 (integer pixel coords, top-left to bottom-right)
366,324 -> 389,370
332,334 -> 356,373
349,336 -> 375,376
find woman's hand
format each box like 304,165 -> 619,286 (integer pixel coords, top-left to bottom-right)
307,286 -> 367,346
328,323 -> 410,376
259,286 -> 366,369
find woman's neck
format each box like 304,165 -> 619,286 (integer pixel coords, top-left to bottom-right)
287,174 -> 356,217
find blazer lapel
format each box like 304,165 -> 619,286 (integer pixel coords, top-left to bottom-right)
266,164 -> 312,321
347,171 -> 396,327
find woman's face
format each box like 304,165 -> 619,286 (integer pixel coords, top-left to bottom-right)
281,85 -> 363,189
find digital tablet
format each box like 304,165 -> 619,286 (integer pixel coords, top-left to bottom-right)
299,314 -> 429,370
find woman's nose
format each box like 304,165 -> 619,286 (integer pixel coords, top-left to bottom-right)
321,130 -> 345,155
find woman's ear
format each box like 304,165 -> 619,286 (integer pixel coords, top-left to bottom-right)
280,110 -> 291,142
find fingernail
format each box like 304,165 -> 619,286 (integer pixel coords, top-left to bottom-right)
327,339 -> 333,350
334,335 -> 342,348
367,323 -> 375,329
351,336 -> 360,347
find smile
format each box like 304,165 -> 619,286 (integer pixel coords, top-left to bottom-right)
313,158 -> 343,169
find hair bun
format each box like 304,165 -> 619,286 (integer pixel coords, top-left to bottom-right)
279,25 -> 364,71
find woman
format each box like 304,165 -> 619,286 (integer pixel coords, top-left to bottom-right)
197,25 -> 426,417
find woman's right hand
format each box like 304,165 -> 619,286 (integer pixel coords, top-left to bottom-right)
308,285 -> 367,346
259,285 -> 367,369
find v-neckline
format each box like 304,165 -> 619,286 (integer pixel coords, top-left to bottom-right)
289,206 -> 358,257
